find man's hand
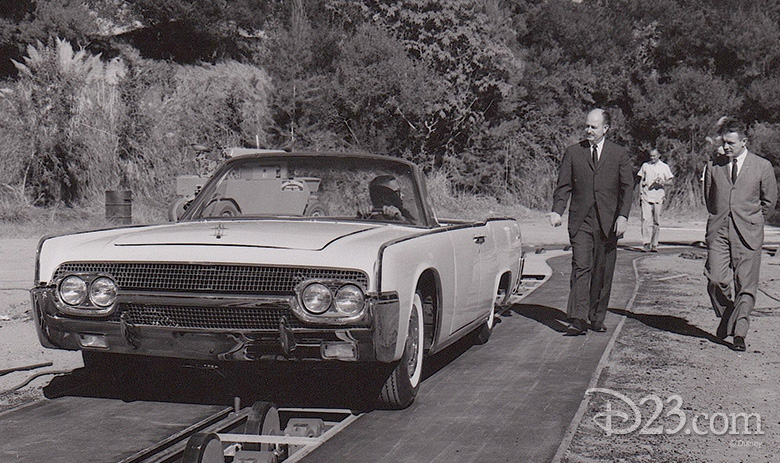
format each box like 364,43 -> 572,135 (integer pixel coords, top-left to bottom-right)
357,203 -> 372,219
613,215 -> 627,237
357,204 -> 402,220
382,205 -> 403,220
549,212 -> 562,227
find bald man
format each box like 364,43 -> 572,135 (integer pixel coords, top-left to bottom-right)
550,109 -> 634,335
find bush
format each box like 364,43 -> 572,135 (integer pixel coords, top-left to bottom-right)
0,38 -> 272,211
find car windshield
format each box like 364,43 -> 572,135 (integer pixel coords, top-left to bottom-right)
183,155 -> 424,226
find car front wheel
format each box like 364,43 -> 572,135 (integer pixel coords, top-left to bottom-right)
379,292 -> 424,409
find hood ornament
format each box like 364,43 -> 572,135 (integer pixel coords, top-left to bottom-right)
212,223 -> 226,239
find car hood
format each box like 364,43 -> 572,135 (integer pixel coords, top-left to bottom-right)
36,220 -> 424,283
111,220 -> 381,251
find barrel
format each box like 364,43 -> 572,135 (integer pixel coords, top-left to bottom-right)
105,190 -> 132,224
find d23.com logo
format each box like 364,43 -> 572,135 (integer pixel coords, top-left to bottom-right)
587,388 -> 763,437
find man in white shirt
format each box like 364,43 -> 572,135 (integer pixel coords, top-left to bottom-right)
637,148 -> 674,252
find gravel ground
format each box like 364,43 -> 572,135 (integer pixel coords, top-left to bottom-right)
563,248 -> 780,463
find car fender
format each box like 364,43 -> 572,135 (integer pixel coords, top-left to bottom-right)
377,233 -> 456,361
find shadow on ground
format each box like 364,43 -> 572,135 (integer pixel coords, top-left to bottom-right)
609,308 -> 732,348
506,304 -> 568,333
43,360 -> 388,412
42,333 -> 484,413
507,302 -> 732,348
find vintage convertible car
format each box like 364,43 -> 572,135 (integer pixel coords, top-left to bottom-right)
31,151 -> 524,409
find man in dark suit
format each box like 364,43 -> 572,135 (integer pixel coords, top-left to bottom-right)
703,118 -> 777,352
550,108 -> 634,336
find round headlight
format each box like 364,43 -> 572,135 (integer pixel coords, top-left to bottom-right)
302,283 -> 333,314
334,285 -> 365,316
89,277 -> 118,307
59,276 -> 88,306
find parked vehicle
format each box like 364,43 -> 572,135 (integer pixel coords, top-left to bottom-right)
31,151 -> 524,408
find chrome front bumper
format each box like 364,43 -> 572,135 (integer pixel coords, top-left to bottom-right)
31,287 -> 401,363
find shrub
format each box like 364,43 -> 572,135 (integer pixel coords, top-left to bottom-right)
0,38 -> 273,211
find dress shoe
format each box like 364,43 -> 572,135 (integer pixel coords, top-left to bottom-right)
650,245 -> 658,253
590,321 -> 607,333
733,336 -> 746,352
565,319 -> 588,336
642,243 -> 652,252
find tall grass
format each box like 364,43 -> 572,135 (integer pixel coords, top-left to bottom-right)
427,169 -> 537,222
0,39 -> 272,211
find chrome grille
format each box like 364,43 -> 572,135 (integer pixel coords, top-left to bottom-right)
53,262 -> 368,295
108,304 -> 309,330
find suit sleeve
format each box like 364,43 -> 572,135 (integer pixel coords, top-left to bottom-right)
702,162 -> 711,211
617,149 -> 634,218
760,161 -> 778,217
552,149 -> 572,215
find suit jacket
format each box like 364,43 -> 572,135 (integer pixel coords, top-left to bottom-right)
552,139 -> 634,237
704,151 -> 778,251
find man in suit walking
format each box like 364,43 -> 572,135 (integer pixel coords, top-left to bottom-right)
550,108 -> 634,336
704,118 -> 777,351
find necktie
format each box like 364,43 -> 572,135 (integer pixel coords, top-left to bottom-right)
592,146 -> 598,165
731,158 -> 738,183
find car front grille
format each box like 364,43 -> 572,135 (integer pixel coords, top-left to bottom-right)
53,262 -> 368,295
108,303 -> 309,330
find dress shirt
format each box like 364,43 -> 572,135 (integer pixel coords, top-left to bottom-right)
731,148 -> 747,176
590,138 -> 605,162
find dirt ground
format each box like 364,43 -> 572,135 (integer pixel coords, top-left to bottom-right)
1,216 -> 779,463
563,248 -> 780,463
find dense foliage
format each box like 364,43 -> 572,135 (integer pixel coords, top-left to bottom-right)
0,0 -> 778,215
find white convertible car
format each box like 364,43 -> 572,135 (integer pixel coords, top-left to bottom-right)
31,151 -> 524,408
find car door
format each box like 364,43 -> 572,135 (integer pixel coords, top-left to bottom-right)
446,223 -> 494,335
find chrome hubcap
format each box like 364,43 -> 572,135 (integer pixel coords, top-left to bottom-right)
405,305 -> 420,378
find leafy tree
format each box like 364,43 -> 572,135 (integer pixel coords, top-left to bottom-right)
260,0 -> 344,151
333,24 -> 445,162
329,0 -> 522,167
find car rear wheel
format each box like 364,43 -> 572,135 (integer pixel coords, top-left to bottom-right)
379,292 -> 424,409
304,201 -> 328,216
475,285 -> 507,345
215,201 -> 240,217
474,303 -> 495,345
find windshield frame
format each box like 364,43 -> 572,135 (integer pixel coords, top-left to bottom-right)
179,152 -> 437,228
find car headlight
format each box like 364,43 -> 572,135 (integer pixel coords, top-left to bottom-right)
334,285 -> 365,316
302,283 -> 333,314
59,275 -> 88,306
89,276 -> 118,307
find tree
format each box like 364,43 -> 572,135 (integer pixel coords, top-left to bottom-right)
329,0 -> 522,167
333,24 -> 445,161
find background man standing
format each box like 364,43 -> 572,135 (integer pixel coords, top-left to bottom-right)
550,108 -> 634,336
637,148 -> 674,252
703,118 -> 777,352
